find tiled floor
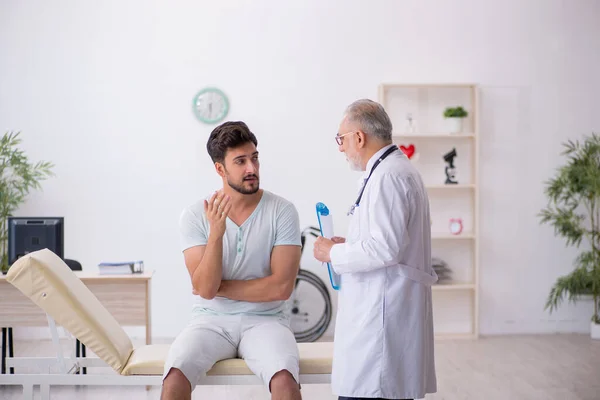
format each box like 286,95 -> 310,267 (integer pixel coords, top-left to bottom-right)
1,334 -> 599,399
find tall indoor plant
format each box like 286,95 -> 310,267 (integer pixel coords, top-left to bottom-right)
538,132 -> 600,338
0,131 -> 54,273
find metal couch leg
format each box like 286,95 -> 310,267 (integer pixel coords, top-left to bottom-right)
8,327 -> 14,374
41,383 -> 50,400
1,327 -> 6,374
22,383 -> 34,400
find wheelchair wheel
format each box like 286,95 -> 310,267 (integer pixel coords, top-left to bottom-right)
288,269 -> 333,342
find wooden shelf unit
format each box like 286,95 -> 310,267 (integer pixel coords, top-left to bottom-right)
379,83 -> 480,340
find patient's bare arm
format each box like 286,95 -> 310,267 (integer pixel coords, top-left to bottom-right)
184,191 -> 231,300
216,245 -> 301,302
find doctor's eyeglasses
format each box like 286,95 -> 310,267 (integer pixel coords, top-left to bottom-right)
335,131 -> 357,146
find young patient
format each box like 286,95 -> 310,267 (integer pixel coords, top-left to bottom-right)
161,121 -> 303,400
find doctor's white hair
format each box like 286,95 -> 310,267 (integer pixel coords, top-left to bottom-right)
344,99 -> 393,143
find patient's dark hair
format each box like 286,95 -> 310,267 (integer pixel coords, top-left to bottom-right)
206,121 -> 258,164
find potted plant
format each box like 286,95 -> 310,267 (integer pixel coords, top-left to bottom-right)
538,132 -> 600,339
1,131 -> 54,273
443,106 -> 468,133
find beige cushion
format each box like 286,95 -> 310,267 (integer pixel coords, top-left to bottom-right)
122,342 -> 333,376
6,249 -> 134,373
121,344 -> 169,375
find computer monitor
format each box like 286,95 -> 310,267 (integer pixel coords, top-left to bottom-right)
7,217 -> 64,265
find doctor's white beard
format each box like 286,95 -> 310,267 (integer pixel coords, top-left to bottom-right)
347,154 -> 362,171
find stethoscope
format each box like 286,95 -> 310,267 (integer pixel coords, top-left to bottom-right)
347,145 -> 398,216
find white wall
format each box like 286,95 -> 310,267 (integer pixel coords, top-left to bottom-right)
1,0 -> 599,339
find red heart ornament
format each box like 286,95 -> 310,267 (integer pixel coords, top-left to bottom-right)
399,144 -> 415,159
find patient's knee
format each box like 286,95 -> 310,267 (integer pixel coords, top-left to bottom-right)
270,369 -> 300,393
162,367 -> 191,393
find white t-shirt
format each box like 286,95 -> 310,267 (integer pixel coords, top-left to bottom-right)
179,190 -> 302,316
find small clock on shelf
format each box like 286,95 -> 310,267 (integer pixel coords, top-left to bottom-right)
449,218 -> 463,235
192,87 -> 229,124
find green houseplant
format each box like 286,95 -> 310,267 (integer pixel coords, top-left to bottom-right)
443,106 -> 468,133
1,131 -> 54,273
538,132 -> 600,339
443,106 -> 468,118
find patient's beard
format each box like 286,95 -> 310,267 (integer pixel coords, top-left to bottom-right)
228,176 -> 260,195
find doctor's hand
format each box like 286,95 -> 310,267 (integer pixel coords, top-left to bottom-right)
313,236 -> 336,263
331,236 -> 346,244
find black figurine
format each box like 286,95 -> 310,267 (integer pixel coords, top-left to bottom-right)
443,148 -> 458,184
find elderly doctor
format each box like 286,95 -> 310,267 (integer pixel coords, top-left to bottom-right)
313,99 -> 438,400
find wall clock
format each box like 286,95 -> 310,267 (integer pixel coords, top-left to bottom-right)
192,87 -> 229,124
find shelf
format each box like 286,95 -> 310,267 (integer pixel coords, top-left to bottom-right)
432,232 -> 475,240
426,184 -> 476,190
380,82 -> 479,339
394,133 -> 475,138
432,282 -> 475,291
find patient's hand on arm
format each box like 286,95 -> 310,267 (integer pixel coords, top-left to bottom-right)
216,245 -> 301,302
185,191 -> 231,300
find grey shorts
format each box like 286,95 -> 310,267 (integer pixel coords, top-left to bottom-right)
162,313 -> 299,390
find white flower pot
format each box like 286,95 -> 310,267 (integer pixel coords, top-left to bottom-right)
445,117 -> 463,134
591,321 -> 600,340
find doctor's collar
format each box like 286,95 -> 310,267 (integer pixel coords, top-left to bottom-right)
364,143 -> 398,174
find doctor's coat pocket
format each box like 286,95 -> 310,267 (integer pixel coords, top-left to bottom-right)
340,275 -> 381,329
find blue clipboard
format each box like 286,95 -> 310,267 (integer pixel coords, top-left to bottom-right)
316,202 -> 341,290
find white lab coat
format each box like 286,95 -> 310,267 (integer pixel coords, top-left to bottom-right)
329,144 -> 438,399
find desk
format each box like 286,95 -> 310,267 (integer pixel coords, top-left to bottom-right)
0,271 -> 153,373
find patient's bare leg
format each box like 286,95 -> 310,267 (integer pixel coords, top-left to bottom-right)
161,368 -> 192,400
270,369 -> 302,400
